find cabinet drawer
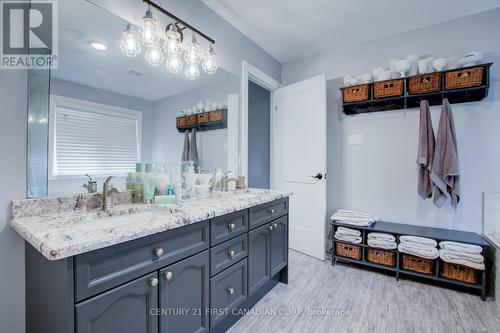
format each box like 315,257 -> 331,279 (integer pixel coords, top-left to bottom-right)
210,259 -> 248,328
210,234 -> 247,276
210,210 -> 248,246
75,221 -> 209,302
249,198 -> 288,229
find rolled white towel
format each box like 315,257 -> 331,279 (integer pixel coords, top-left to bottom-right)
398,243 -> 439,260
399,236 -> 437,248
368,232 -> 395,242
334,234 -> 362,244
336,227 -> 361,237
439,241 -> 482,254
367,239 -> 397,250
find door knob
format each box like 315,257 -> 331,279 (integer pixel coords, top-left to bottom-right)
310,173 -> 323,180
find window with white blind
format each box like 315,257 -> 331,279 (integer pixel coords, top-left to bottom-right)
49,96 -> 141,177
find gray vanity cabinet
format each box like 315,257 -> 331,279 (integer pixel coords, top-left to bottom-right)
25,198 -> 288,333
248,224 -> 271,295
270,216 -> 288,276
159,250 -> 209,333
75,272 -> 159,333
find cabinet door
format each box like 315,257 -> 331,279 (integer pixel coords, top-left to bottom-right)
76,272 -> 158,333
159,251 -> 209,333
248,223 -> 271,295
270,216 -> 288,276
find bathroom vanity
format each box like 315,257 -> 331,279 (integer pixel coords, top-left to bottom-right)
12,191 -> 290,333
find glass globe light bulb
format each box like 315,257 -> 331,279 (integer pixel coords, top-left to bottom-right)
202,44 -> 217,74
183,34 -> 201,64
165,23 -> 182,56
185,61 -> 200,80
120,24 -> 141,57
166,55 -> 183,73
141,8 -> 159,47
145,43 -> 164,66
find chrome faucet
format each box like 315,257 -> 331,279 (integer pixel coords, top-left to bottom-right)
83,174 -> 97,193
102,176 -> 119,211
220,172 -> 238,192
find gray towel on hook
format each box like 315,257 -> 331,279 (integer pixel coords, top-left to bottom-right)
417,100 -> 435,199
181,130 -> 190,161
431,98 -> 460,208
188,128 -> 199,168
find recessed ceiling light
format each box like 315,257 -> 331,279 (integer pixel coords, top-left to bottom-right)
90,42 -> 107,51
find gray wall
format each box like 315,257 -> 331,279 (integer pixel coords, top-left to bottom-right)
152,78 -> 239,170
282,8 -> 500,234
0,70 -> 27,333
248,81 -> 271,188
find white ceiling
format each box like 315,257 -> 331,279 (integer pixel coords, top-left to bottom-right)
55,0 -> 235,101
202,0 -> 500,64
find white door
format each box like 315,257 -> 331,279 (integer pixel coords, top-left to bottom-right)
272,74 -> 327,260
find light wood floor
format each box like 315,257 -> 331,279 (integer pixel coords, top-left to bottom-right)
228,250 -> 500,333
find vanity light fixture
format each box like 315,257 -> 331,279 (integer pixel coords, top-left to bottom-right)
90,42 -> 107,51
120,24 -> 141,57
120,0 -> 217,79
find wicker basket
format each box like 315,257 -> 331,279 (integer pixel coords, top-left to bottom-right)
409,73 -> 441,94
445,67 -> 484,90
197,113 -> 209,124
335,242 -> 362,260
367,248 -> 396,267
176,117 -> 187,127
186,115 -> 198,126
441,261 -> 478,284
209,110 -> 224,122
374,79 -> 404,98
402,254 -> 433,274
342,84 -> 370,103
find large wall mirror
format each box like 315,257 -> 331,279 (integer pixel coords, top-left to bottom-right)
27,0 -> 239,197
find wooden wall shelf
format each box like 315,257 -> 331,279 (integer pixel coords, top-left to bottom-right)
176,108 -> 227,133
341,63 -> 493,115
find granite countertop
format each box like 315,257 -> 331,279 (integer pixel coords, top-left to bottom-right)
11,189 -> 292,261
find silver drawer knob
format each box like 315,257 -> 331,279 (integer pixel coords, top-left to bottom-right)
228,223 -> 236,230
163,271 -> 173,280
228,250 -> 235,257
154,248 -> 165,257
227,287 -> 235,295
272,223 -> 278,229
268,225 -> 274,231
268,209 -> 275,214
149,278 -> 159,287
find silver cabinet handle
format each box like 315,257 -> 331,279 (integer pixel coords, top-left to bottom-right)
228,223 -> 236,230
272,223 -> 278,229
163,271 -> 173,280
154,248 -> 165,257
227,287 -> 235,295
268,225 -> 274,231
268,208 -> 275,214
228,250 -> 235,257
149,278 -> 159,287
